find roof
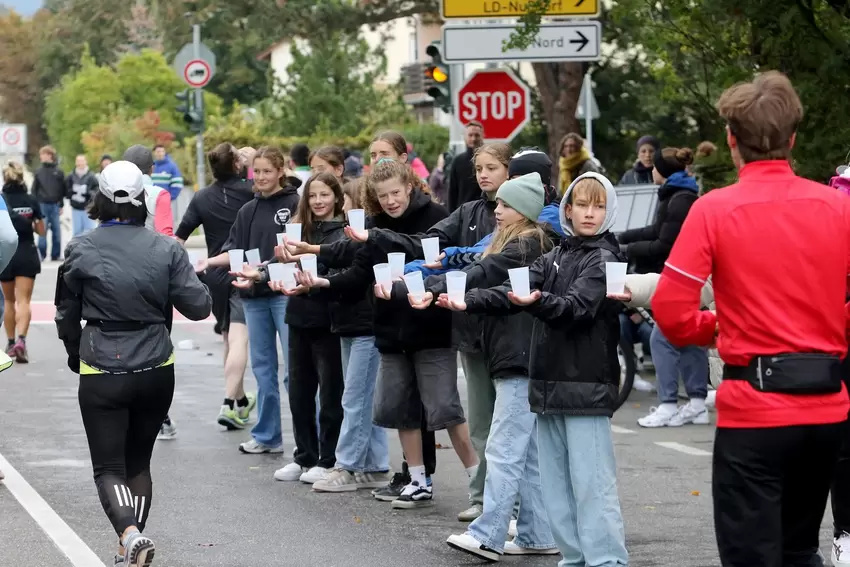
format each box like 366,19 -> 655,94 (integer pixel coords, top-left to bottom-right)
256,38 -> 289,61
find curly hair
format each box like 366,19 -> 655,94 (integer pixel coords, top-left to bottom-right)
361,159 -> 430,217
2,161 -> 24,184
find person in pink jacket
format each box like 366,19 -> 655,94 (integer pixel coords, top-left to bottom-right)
123,146 -> 173,237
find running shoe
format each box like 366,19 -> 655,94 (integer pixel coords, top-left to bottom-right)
123,531 -> 155,567
13,338 -> 27,363
217,406 -> 246,430
236,392 -> 257,422
156,419 -> 177,440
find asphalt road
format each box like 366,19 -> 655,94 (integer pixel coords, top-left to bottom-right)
0,257 -> 838,566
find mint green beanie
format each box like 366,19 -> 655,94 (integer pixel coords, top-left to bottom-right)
495,172 -> 545,222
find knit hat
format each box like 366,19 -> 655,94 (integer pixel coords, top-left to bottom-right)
654,148 -> 689,180
508,148 -> 552,186
636,135 -> 660,153
495,172 -> 545,222
122,145 -> 154,175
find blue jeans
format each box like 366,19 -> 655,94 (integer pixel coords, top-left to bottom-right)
71,208 -> 94,236
242,295 -> 289,448
619,312 -> 652,358
335,336 -> 388,472
537,415 -> 628,567
38,202 -> 62,260
650,325 -> 708,405
468,377 -> 554,553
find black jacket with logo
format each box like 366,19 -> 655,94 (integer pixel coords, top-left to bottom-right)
465,232 -> 623,416
33,162 -> 66,204
66,170 -> 99,210
223,183 -> 299,299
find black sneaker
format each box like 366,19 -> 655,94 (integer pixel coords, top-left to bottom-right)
391,480 -> 434,509
372,471 -> 409,502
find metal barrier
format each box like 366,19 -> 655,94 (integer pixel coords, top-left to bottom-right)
612,183 -> 659,233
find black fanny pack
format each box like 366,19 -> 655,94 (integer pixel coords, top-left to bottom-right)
86,320 -> 154,332
724,353 -> 843,395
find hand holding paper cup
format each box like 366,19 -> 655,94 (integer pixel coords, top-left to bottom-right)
605,262 -> 628,295
281,263 -> 298,290
300,254 -> 318,278
421,237 -> 441,264
508,267 -> 531,298
403,271 -> 426,301
347,209 -> 365,232
387,252 -> 405,279
285,223 -> 302,243
446,271 -> 467,304
228,249 -> 245,273
246,248 -> 261,266
373,263 -> 392,292
276,233 -> 285,246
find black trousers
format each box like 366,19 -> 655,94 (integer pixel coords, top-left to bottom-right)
831,359 -> 850,536
79,366 -> 174,536
289,327 -> 345,469
714,422 -> 846,567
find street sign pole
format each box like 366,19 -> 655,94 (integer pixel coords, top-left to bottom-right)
193,24 -> 205,190
449,63 -> 465,154
585,73 -> 593,154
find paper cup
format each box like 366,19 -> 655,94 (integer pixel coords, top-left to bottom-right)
286,223 -> 302,242
403,271 -> 426,300
268,263 -> 286,282
421,237 -> 441,264
446,271 -> 467,303
187,250 -> 203,267
605,262 -> 628,294
281,263 -> 298,290
300,253 -> 318,278
347,209 -> 365,232
228,249 -> 244,273
246,248 -> 261,266
387,252 -> 405,279
373,263 -> 392,291
508,266 -> 531,298
276,233 -> 285,246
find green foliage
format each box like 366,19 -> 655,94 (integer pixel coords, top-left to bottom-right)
399,123 -> 450,170
504,0 -> 552,50
264,31 -> 409,139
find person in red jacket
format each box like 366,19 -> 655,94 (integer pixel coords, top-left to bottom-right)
652,71 -> 850,566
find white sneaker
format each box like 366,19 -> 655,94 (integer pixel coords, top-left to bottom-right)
637,405 -> 678,428
668,402 -> 710,427
833,531 -> 850,567
299,466 -> 329,484
446,533 -> 501,562
239,439 -> 283,454
508,519 -> 517,539
633,375 -> 656,392
706,389 -> 717,409
503,541 -> 560,555
274,462 -> 308,481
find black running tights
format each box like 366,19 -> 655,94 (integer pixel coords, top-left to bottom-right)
78,366 -> 174,536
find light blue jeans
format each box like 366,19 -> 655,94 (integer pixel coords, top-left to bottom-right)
468,377 -> 554,553
537,415 -> 628,567
242,295 -> 289,448
335,336 -> 388,472
37,202 -> 62,260
650,325 -> 708,405
71,208 -> 95,236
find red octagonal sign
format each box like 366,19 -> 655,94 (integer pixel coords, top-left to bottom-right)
457,68 -> 530,142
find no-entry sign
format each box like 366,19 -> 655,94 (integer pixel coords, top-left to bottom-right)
0,124 -> 27,155
456,69 -> 530,142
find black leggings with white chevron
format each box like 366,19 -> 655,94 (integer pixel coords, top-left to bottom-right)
78,366 -> 174,536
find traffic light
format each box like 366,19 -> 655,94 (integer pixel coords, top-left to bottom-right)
175,89 -> 205,134
425,42 -> 451,113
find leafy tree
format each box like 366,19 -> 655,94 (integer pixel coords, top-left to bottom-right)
264,31 -> 409,139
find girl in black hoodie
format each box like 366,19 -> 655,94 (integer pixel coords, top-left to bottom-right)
295,160 -> 479,509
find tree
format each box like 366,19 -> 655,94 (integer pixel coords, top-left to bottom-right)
264,31 -> 409,139
121,0 -> 164,53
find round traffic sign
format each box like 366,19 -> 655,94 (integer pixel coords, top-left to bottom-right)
3,128 -> 21,147
456,69 -> 530,142
183,59 -> 212,88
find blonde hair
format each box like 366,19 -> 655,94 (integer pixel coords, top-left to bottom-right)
568,178 -> 607,206
39,145 -> 56,160
484,217 -> 550,258
474,143 -> 512,169
343,177 -> 363,209
716,71 -> 802,163
2,161 -> 24,184
362,160 -> 429,217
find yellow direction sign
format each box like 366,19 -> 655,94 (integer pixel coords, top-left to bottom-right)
442,0 -> 599,18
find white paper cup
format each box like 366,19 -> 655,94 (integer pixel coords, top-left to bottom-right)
446,271 -> 467,303
347,209 -> 365,232
276,233 -> 285,246
281,263 -> 298,290
403,271 -> 426,300
300,253 -> 318,278
508,266 -> 531,298
286,223 -> 302,242
246,248 -> 261,266
187,250 -> 203,267
605,262 -> 628,294
373,263 -> 392,291
387,252 -> 405,279
421,237 -> 441,264
228,249 -> 244,273
267,263 -> 286,282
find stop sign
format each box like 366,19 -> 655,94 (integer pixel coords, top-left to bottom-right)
456,68 -> 530,142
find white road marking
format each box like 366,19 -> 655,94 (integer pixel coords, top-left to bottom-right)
611,425 -> 637,434
0,452 -> 106,567
654,441 -> 712,457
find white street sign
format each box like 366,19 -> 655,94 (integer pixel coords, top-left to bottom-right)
442,22 -> 601,64
575,74 -> 600,120
0,124 -> 27,155
173,43 -> 216,88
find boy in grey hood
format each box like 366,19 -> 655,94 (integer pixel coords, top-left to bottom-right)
464,171 -> 628,565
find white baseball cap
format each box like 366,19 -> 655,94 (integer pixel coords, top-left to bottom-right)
99,161 -> 145,206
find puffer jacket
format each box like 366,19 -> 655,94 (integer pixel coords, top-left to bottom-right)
464,172 -> 624,416
55,224 -> 211,373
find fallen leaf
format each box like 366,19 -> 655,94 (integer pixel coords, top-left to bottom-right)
197,543 -> 215,547
249,466 -> 259,470
633,403 -> 641,408
645,506 -> 655,510
691,491 -> 700,496
354,516 -> 362,524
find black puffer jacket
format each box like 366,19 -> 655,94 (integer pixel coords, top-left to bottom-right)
368,194 -> 498,353
465,232 -> 623,416
285,219 -> 346,330
422,234 -> 552,379
322,189 -> 451,353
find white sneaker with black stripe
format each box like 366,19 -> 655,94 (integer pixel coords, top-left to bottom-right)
446,533 -> 501,562
391,480 -> 433,509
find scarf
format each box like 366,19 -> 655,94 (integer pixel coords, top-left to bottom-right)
558,147 -> 593,194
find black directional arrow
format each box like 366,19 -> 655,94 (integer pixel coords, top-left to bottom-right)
576,0 -> 585,5
570,31 -> 589,52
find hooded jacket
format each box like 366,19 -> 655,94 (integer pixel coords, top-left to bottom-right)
465,172 -> 625,416
321,189 -> 451,353
66,169 -> 99,210
618,170 -> 699,274
222,183 -> 300,299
